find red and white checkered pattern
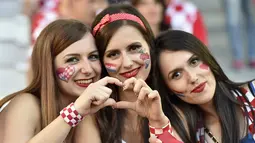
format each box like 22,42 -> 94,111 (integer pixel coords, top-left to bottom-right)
149,120 -> 173,136
60,102 -> 83,127
93,13 -> 145,36
166,0 -> 197,34
57,65 -> 75,82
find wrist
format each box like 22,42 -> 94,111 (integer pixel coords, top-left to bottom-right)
73,101 -> 89,116
60,102 -> 84,127
149,114 -> 169,128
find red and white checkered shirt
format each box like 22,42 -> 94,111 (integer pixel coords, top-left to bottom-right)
165,0 -> 208,45
196,81 -> 255,142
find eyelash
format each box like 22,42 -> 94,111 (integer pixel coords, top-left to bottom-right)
172,71 -> 182,79
190,57 -> 200,66
88,54 -> 99,61
66,57 -> 79,63
106,51 -> 120,59
129,45 -> 142,52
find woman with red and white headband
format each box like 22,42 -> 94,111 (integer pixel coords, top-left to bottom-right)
74,4 -> 184,143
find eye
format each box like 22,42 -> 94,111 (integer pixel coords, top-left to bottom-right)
171,71 -> 182,80
66,57 -> 79,63
88,54 -> 99,61
190,57 -> 200,66
129,44 -> 142,53
106,51 -> 120,59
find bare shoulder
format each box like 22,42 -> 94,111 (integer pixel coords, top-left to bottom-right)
4,93 -> 40,115
0,93 -> 41,142
1,92 -> 41,123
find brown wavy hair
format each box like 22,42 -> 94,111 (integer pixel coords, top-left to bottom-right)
0,19 -> 90,138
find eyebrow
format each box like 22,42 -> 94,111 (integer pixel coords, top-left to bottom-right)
105,42 -> 141,54
63,50 -> 99,59
167,54 -> 196,79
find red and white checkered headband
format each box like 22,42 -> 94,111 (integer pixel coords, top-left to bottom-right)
92,13 -> 146,36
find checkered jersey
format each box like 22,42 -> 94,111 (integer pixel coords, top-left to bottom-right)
196,81 -> 255,142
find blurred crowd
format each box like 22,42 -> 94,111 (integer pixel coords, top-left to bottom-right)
1,0 -> 255,79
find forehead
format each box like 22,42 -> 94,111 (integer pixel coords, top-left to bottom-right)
59,33 -> 97,56
159,50 -> 193,69
106,25 -> 147,51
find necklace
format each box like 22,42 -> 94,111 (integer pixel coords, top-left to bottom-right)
204,127 -> 220,143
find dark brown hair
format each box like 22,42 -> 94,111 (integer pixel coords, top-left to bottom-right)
92,4 -> 155,143
154,30 -> 255,143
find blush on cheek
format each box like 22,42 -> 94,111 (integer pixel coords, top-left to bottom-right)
105,63 -> 118,73
199,63 -> 209,70
56,65 -> 75,82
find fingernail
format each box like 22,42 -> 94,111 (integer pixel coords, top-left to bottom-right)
156,140 -> 162,143
123,86 -> 127,91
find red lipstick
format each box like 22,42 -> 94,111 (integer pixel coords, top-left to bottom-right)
120,68 -> 139,78
191,82 -> 206,93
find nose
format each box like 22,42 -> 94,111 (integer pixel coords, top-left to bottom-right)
122,53 -> 133,69
187,71 -> 198,84
81,59 -> 93,76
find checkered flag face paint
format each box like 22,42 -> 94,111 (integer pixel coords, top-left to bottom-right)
56,65 -> 75,82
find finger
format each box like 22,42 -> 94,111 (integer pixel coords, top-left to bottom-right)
137,87 -> 151,101
149,135 -> 160,143
114,101 -> 135,110
148,90 -> 160,100
92,92 -> 109,105
123,77 -> 137,90
92,98 -> 116,111
133,79 -> 148,94
98,76 -> 123,86
149,136 -> 162,143
98,86 -> 112,95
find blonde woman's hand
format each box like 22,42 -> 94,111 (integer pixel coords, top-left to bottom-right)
114,77 -> 168,126
74,76 -> 122,116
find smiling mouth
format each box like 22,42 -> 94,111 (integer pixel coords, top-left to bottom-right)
75,79 -> 93,87
120,68 -> 140,78
191,82 -> 207,93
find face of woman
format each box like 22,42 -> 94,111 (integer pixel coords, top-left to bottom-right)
159,50 -> 216,105
135,0 -> 163,26
103,25 -> 151,82
54,33 -> 101,97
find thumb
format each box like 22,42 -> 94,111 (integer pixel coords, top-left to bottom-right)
149,135 -> 162,143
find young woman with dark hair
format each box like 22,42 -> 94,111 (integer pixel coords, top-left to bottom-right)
150,30 -> 255,143
74,4 -> 185,143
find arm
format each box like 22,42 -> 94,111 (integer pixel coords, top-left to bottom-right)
74,115 -> 101,143
114,78 -> 184,143
2,77 -> 121,143
2,93 -> 73,143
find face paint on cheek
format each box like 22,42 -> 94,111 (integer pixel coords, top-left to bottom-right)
105,63 -> 117,73
56,65 -> 75,82
139,49 -> 151,69
199,63 -> 209,70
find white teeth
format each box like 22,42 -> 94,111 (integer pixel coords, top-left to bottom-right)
76,79 -> 92,84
